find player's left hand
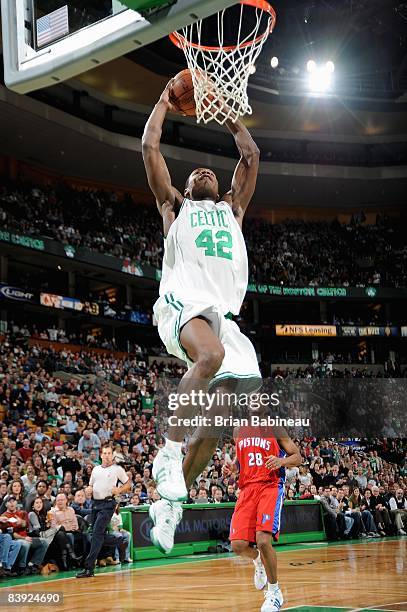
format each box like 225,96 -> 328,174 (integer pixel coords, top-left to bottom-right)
265,455 -> 284,470
111,487 -> 121,496
159,79 -> 178,114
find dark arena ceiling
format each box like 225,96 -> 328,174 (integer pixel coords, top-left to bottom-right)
1,0 -> 406,210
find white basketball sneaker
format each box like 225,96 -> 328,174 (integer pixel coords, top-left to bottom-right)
261,586 -> 284,612
152,447 -> 188,502
253,554 -> 267,590
149,499 -> 183,554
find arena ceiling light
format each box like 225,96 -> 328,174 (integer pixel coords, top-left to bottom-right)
326,60 -> 335,73
307,59 -> 335,93
271,56 -> 279,68
306,59 -> 317,73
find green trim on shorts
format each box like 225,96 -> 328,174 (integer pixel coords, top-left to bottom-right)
212,371 -> 262,380
165,292 -> 183,312
209,371 -> 262,391
164,292 -> 193,364
224,312 -> 234,320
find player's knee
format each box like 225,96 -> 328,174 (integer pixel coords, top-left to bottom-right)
196,346 -> 225,378
231,540 -> 249,556
256,531 -> 272,552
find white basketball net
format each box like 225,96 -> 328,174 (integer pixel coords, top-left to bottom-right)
171,3 -> 274,125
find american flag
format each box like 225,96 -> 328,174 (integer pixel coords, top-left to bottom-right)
36,5 -> 69,48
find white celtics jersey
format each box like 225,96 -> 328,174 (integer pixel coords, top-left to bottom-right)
159,198 -> 248,315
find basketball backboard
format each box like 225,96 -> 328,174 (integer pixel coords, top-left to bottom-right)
1,0 -> 237,94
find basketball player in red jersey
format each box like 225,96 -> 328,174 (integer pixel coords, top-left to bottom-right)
223,427 -> 301,612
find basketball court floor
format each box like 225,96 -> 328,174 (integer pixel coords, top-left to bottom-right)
1,538 -> 405,612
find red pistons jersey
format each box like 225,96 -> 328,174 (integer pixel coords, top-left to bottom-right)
235,427 -> 286,489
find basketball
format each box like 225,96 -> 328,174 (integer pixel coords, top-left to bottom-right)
169,69 -> 196,116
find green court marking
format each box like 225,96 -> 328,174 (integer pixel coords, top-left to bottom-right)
285,607 -> 350,612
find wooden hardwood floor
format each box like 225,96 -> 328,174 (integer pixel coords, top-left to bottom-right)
1,539 -> 405,612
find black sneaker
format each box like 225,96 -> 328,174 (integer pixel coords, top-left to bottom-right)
76,568 -> 95,578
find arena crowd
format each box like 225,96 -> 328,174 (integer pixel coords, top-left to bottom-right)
1,180 -> 406,287
0,335 -> 406,577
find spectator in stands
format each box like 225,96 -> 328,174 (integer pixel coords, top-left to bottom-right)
0,496 -> 48,575
348,487 -> 379,537
25,480 -> 53,513
0,531 -> 21,577
331,487 -> 354,537
71,489 -> 92,518
320,441 -> 334,464
345,469 -> 358,489
21,466 -> 37,496
78,430 -> 101,459
368,487 -> 392,535
337,489 -> 365,538
197,489 -> 208,502
128,493 -> 141,507
0,481 -> 8,506
318,487 -> 341,540
49,493 -> 83,555
210,488 -> 224,504
18,439 -> 34,463
388,488 -> 407,535
110,504 -> 132,564
224,484 -> 237,502
28,497 -> 81,570
355,468 -> 368,490
0,479 -> 26,513
187,487 -> 198,504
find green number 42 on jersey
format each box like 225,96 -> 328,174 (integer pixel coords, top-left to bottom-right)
195,229 -> 233,260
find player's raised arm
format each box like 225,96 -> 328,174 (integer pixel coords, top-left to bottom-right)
142,80 -> 182,233
223,118 -> 260,223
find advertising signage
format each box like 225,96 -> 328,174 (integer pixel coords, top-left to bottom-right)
249,284 -> 348,298
40,293 -> 100,316
0,229 -> 45,251
247,284 -> 407,300
276,325 -> 337,337
276,324 -> 402,337
0,284 -> 35,303
340,326 -> 399,337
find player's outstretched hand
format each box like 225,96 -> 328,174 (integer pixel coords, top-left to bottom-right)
159,79 -> 178,114
265,455 -> 284,470
222,463 -> 232,477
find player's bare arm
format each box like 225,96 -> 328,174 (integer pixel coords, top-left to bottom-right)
222,458 -> 239,477
265,436 -> 302,470
142,80 -> 183,236
222,118 -> 260,226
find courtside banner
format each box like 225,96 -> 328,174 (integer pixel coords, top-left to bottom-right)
130,502 -> 323,549
340,326 -> 399,337
276,324 -> 337,337
0,229 -> 45,251
132,505 -> 232,547
247,283 -> 407,300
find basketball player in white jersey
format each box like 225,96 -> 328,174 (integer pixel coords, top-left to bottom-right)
142,79 -> 261,555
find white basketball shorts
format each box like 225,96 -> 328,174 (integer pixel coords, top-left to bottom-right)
153,291 -> 262,393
